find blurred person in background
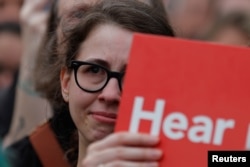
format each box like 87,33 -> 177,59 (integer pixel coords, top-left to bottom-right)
0,0 -> 23,22
2,0 -> 53,147
0,0 -> 23,142
215,0 -> 250,17
0,22 -> 21,91
162,0 -> 216,39
0,22 -> 22,139
198,11 -> 250,47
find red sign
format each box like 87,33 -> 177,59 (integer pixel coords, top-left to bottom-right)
115,33 -> 250,166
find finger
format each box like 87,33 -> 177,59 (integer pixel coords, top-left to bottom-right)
106,160 -> 159,167
81,157 -> 159,167
28,12 -> 48,32
88,132 -> 160,151
20,1 -> 34,22
20,0 -> 49,23
24,11 -> 49,27
22,0 -> 32,6
86,147 -> 162,165
32,0 -> 51,11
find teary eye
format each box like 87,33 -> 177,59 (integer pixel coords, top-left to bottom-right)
88,65 -> 101,73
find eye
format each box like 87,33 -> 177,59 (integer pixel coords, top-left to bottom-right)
88,65 -> 102,74
77,63 -> 107,79
80,64 -> 106,77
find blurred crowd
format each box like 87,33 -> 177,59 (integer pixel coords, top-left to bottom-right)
0,0 -> 249,165
164,0 -> 250,43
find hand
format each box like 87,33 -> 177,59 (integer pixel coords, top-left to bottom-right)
20,0 -> 49,35
81,132 -> 162,167
20,0 -> 49,63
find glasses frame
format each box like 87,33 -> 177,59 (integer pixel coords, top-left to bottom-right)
70,60 -> 124,93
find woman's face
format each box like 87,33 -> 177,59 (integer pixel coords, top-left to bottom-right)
61,24 -> 133,144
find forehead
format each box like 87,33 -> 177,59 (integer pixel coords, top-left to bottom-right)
78,23 -> 133,59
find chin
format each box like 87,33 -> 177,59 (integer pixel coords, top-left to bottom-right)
91,129 -> 114,142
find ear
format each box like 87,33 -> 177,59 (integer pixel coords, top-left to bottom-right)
60,67 -> 70,102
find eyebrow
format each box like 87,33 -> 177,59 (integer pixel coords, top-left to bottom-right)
83,58 -> 127,72
84,59 -> 110,68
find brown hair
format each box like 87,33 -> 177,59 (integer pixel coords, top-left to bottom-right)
199,11 -> 250,44
150,0 -> 167,17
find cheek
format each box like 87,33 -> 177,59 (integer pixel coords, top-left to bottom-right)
68,82 -> 97,125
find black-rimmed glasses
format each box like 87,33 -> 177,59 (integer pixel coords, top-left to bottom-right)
69,60 -> 124,93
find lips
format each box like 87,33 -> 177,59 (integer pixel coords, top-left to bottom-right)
90,111 -> 117,124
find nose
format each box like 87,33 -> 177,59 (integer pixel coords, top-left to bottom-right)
98,78 -> 121,105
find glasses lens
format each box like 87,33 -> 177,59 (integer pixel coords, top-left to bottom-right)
76,64 -> 107,91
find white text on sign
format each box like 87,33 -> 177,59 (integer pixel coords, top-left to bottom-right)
129,96 -> 250,149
